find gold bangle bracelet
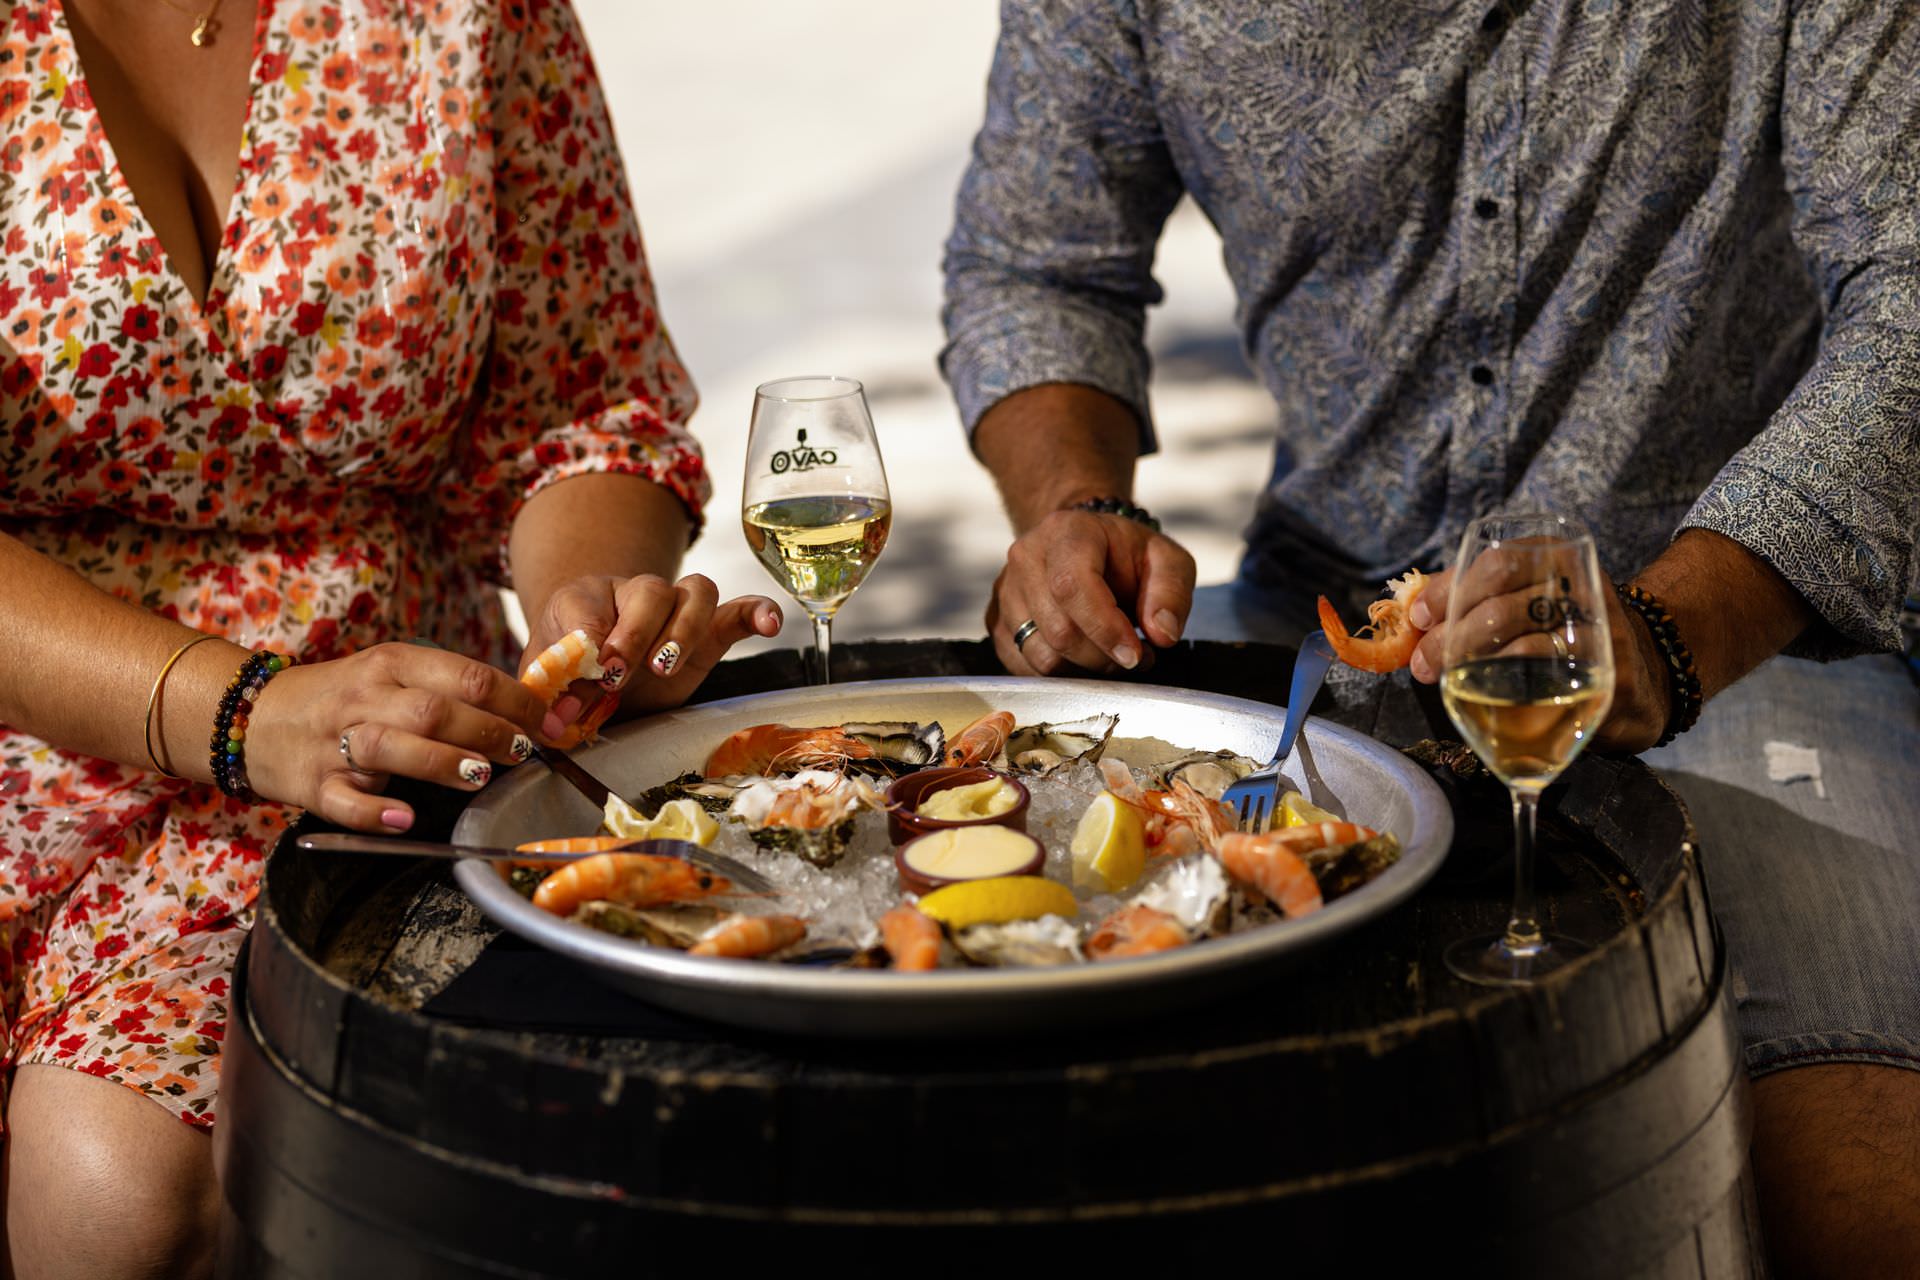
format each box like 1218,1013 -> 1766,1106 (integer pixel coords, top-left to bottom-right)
145,634 -> 219,777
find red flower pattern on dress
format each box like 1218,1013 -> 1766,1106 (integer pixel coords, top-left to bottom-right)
0,0 -> 708,1130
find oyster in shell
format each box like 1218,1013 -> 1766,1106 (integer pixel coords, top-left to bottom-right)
1005,714 -> 1119,774
728,770 -> 873,869
1308,833 -> 1402,902
1132,855 -> 1233,938
951,914 -> 1084,967
1148,750 -> 1259,800
570,900 -> 727,947
841,721 -> 946,776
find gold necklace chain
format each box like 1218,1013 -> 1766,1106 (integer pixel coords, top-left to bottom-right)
153,0 -> 225,47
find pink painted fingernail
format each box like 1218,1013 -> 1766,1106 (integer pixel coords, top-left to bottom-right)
551,694 -> 582,722
458,758 -> 492,787
541,710 -> 567,739
381,807 -> 413,832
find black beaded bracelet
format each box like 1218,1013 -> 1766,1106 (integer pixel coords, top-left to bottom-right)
209,650 -> 293,801
1615,584 -> 1702,749
1072,495 -> 1161,532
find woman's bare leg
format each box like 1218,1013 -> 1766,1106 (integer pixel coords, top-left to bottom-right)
3,1065 -> 216,1280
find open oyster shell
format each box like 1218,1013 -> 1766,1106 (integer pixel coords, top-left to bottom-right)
951,914 -> 1085,967
1005,714 -> 1119,774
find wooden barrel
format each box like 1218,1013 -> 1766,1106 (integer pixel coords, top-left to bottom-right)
213,641 -> 1766,1276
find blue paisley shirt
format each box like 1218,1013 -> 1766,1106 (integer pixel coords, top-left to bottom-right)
940,0 -> 1920,656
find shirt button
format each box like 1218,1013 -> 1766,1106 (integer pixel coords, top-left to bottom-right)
1481,6 -> 1506,31
1470,365 -> 1495,386
1474,198 -> 1500,219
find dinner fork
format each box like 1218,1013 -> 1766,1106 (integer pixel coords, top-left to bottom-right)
1223,629 -> 1336,832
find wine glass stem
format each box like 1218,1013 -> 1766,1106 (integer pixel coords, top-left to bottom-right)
810,613 -> 833,685
1504,788 -> 1545,954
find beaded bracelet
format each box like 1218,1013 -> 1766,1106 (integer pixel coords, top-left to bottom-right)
1072,495 -> 1161,532
209,650 -> 294,801
1615,584 -> 1702,748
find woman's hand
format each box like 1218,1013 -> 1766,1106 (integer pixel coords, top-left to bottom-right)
522,573 -> 783,738
244,643 -> 550,833
1405,563 -> 1673,753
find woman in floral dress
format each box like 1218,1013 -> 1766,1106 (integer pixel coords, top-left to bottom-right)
0,1 -> 778,1274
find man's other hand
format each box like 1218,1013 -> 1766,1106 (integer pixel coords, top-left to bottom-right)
986,508 -> 1195,676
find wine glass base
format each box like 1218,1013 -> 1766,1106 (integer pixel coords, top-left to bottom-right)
1444,932 -> 1590,987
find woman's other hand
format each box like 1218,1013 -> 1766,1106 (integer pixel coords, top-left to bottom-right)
523,572 -> 783,738
245,644 -> 550,833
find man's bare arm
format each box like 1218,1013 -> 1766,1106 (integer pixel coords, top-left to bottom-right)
972,384 -> 1195,675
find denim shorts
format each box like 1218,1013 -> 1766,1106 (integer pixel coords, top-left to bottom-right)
1187,582 -> 1920,1079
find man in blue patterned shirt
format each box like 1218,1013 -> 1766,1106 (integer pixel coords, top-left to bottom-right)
942,1 -> 1918,1269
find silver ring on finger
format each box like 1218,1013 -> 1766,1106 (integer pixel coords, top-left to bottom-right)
339,726 -> 374,775
1547,629 -> 1571,660
1012,619 -> 1041,651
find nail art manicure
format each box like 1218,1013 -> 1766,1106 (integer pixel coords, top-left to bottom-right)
458,758 -> 492,787
652,639 -> 682,676
509,733 -> 534,763
600,659 -> 628,690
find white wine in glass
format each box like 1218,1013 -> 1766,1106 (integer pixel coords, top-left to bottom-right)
1438,512 -> 1615,985
742,377 -> 890,684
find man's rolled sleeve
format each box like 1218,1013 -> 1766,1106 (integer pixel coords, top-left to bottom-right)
939,0 -> 1185,450
1679,0 -> 1920,658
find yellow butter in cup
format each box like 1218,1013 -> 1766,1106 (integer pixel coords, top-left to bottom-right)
916,776 -> 1020,821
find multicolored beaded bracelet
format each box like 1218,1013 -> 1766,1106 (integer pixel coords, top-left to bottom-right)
1071,495 -> 1161,533
209,650 -> 294,801
1615,584 -> 1702,749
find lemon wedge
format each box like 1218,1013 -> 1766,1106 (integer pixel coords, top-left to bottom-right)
1279,790 -> 1341,828
602,795 -> 720,847
1070,790 -> 1147,892
916,876 -> 1077,930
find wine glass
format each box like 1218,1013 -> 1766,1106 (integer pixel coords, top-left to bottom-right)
1438,512 -> 1615,985
742,376 -> 891,685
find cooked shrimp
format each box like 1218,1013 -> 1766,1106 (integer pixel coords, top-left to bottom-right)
1086,905 -> 1191,961
1215,831 -> 1342,918
531,853 -> 731,916
545,689 -> 621,750
703,723 -> 879,778
880,904 -> 942,971
520,628 -> 611,704
515,834 -> 628,856
1318,570 -> 1430,673
945,711 -> 1015,767
688,913 -> 808,959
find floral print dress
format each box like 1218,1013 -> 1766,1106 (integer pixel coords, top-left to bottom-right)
0,0 -> 709,1128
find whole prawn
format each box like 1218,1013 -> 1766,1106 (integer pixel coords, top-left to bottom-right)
531,852 -> 732,916
703,724 -> 880,778
1214,823 -> 1374,918
945,711 -> 1015,767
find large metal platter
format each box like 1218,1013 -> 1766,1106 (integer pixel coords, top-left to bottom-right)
453,677 -> 1452,1038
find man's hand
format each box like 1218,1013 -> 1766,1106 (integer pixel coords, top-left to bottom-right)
1406,528 -> 1813,754
1405,560 -> 1673,752
987,508 -> 1195,675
